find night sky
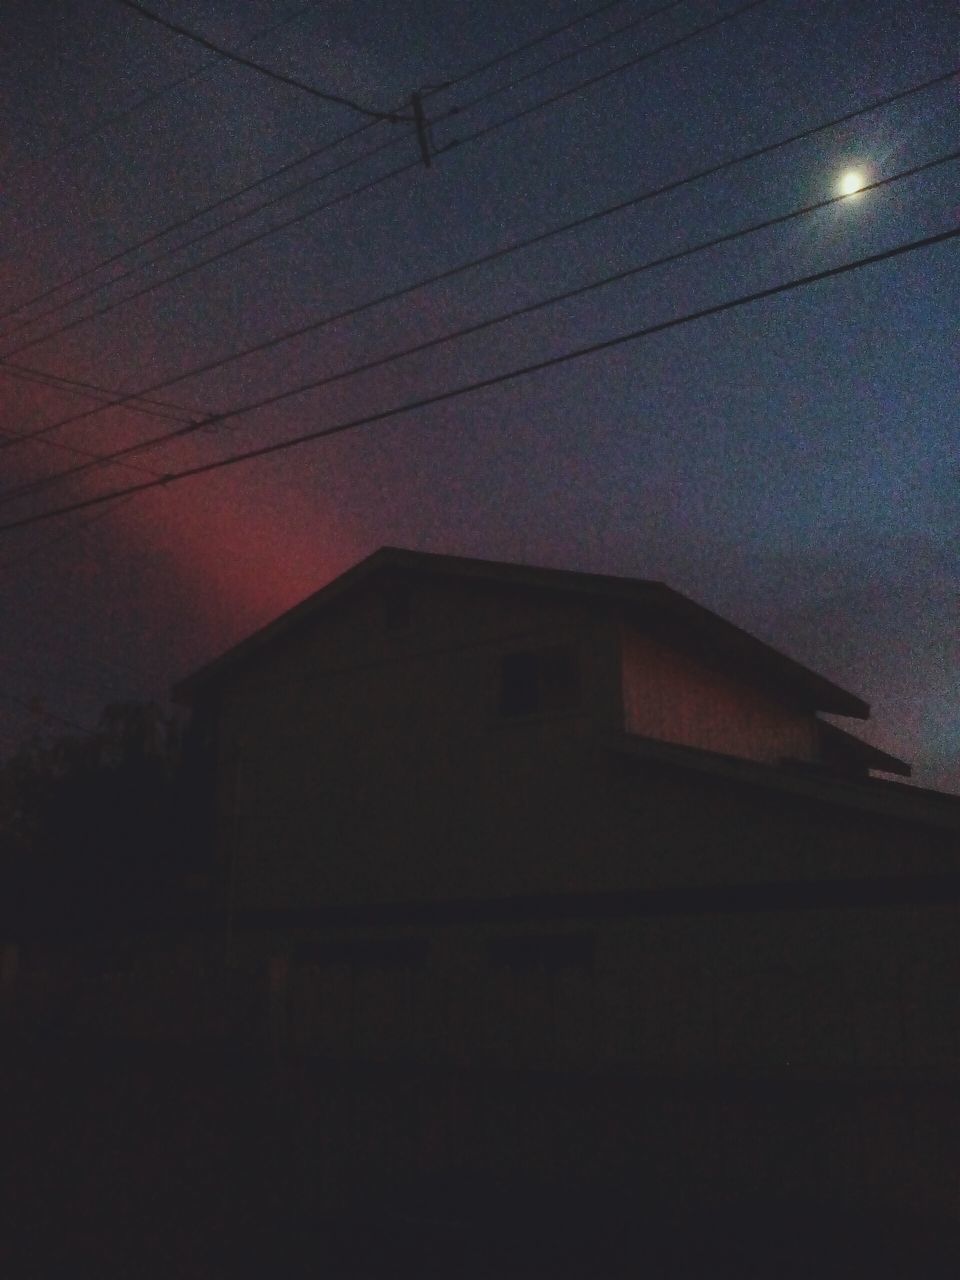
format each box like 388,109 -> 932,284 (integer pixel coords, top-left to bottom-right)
0,0 -> 956,789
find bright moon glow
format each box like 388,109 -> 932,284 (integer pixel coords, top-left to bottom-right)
839,169 -> 865,197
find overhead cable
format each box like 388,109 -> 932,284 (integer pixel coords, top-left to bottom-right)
113,0 -> 410,122
0,128 -> 404,347
0,0 -> 330,183
0,495 -> 140,575
0,0 -> 773,360
444,0 -> 771,154
0,414 -> 164,477
5,147 -> 951,507
0,0 -> 693,343
0,362 -> 198,423
1,224 -> 954,535
0,0 -> 771,371
0,0 -> 649,328
0,152 -> 424,364
2,66 -> 952,459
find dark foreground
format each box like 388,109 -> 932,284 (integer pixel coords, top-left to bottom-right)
3,1029 -> 957,1279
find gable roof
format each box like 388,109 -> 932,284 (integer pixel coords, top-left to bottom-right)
173,545 -> 870,718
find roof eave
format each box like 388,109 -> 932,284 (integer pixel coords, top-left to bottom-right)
611,732 -> 958,830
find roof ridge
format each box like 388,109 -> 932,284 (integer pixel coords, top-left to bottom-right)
173,545 -> 870,720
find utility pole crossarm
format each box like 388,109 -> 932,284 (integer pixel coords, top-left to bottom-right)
411,91 -> 432,167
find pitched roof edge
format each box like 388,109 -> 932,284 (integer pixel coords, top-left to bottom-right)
173,545 -> 403,701
172,546 -> 869,718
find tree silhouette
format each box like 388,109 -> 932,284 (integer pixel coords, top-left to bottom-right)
0,702 -> 212,942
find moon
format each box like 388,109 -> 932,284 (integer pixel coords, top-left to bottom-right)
839,169 -> 866,198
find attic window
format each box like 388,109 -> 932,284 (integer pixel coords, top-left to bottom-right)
499,645 -> 580,718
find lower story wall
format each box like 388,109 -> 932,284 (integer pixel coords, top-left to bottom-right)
6,891 -> 960,1270
273,1057 -> 960,1224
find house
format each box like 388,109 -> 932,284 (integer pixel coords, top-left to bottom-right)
175,546 -> 960,1244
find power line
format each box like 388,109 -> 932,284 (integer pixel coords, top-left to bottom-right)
0,3 -> 707,529
0,0 -> 777,371
0,128 -> 406,350
1,225 -> 954,536
0,360 -> 200,422
0,413 -> 164,479
0,0 -> 686,346
444,0 -> 689,119
113,0 -> 411,122
0,0 -> 331,183
443,0 -> 771,154
0,151 -> 424,366
0,495 -> 140,575
0,119 -> 380,334
0,0 -> 641,331
2,67 -> 951,462
3,2 -> 764,358
0,362 -> 200,477
9,148 -> 950,507
433,0 -> 638,89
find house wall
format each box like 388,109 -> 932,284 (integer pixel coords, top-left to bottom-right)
265,899 -> 960,1075
620,625 -> 817,764
215,572 -> 626,910
208,560 -> 960,1214
261,894 -> 960,1219
211,572 -> 959,914
12,890 -> 959,1220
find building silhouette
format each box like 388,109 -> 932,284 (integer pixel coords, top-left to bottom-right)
7,546 -> 959,1275
172,546 -> 960,1248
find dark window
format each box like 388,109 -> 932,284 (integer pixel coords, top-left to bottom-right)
499,645 -> 580,717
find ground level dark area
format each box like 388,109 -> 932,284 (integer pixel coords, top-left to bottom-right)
2,1028 -> 957,1278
